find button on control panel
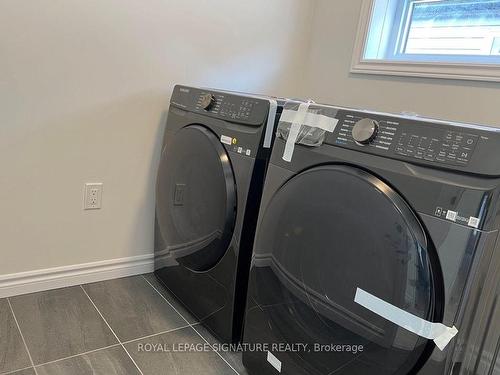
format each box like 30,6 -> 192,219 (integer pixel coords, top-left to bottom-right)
395,130 -> 478,166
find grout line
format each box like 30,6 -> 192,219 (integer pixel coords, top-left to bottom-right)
79,285 -> 144,375
33,344 -> 121,369
0,365 -> 34,375
6,298 -> 39,375
142,275 -> 240,375
121,322 -> 199,345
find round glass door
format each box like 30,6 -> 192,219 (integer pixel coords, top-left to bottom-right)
156,125 -> 237,272
250,164 -> 443,374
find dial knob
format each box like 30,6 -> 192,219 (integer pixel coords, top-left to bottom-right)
352,118 -> 379,144
200,94 -> 216,110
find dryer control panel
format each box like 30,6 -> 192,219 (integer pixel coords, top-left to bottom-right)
328,109 -> 500,176
170,85 -> 270,126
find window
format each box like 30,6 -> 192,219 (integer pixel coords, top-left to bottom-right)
352,0 -> 500,81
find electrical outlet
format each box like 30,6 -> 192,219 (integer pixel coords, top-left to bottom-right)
84,183 -> 103,210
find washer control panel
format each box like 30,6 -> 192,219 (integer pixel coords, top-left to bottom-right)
171,85 -> 268,126
328,109 -> 500,176
395,130 -> 478,166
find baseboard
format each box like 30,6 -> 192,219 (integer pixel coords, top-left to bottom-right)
0,254 -> 154,298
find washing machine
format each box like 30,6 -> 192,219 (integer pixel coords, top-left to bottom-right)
154,85 -> 284,343
242,102 -> 500,374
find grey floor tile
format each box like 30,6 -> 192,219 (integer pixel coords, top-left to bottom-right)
9,286 -> 118,365
142,273 -> 198,324
82,276 -> 187,342
125,326 -> 237,375
36,345 -> 140,375
7,368 -> 36,375
0,299 -> 32,373
194,324 -> 248,375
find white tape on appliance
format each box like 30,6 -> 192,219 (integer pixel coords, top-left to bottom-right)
354,288 -> 458,351
281,102 -> 339,162
267,351 -> 282,372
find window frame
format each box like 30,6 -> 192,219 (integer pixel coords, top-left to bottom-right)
351,0 -> 500,82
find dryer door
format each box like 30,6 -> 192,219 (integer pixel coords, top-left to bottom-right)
156,125 -> 237,272
247,165 -> 443,375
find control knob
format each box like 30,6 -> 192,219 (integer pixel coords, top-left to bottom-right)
352,118 -> 379,144
200,93 -> 216,111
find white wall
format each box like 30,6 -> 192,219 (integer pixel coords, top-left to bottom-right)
304,0 -> 500,127
0,0 -> 315,275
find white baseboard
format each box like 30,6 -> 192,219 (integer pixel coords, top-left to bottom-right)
0,254 -> 154,298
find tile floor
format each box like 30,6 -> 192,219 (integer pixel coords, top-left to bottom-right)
0,274 -> 248,375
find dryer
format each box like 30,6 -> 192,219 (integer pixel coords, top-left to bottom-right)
242,103 -> 500,374
154,85 -> 283,343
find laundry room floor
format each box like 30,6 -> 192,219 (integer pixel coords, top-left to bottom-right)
0,274 -> 247,375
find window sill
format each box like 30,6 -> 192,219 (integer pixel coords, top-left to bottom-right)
350,59 -> 500,82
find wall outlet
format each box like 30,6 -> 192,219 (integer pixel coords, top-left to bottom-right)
84,183 -> 103,210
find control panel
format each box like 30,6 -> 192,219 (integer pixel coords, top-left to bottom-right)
328,109 -> 500,176
395,130 -> 478,166
195,92 -> 258,122
170,85 -> 269,126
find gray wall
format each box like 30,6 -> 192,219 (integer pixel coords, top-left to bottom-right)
0,0 -> 315,275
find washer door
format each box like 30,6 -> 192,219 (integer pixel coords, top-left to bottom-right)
156,125 -> 236,272
251,165 -> 442,374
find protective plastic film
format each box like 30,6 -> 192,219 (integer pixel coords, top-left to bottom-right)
276,101 -> 339,162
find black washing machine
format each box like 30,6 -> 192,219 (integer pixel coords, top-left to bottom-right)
154,85 -> 284,343
242,103 -> 500,374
